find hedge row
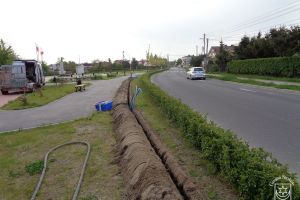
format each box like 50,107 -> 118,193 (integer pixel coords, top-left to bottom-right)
228,57 -> 300,77
138,71 -> 300,200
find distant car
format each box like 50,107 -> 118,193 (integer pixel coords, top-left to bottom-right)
186,67 -> 206,80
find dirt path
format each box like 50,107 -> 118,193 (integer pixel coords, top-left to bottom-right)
0,76 -> 127,133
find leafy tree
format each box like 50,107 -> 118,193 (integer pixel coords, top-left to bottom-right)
108,58 -> 112,72
41,61 -> 51,75
90,59 -> 102,73
190,55 -> 204,67
0,39 -> 17,65
235,26 -> 300,59
176,58 -> 182,65
131,58 -> 138,70
122,60 -> 130,75
148,53 -> 167,67
216,41 -> 231,71
56,57 -> 64,64
112,62 -> 122,70
64,61 -> 76,73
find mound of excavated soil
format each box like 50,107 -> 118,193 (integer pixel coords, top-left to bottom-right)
112,80 -> 182,200
133,109 -> 209,200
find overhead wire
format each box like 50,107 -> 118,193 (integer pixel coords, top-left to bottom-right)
208,0 -> 300,38
222,7 -> 300,35
226,1 -> 300,31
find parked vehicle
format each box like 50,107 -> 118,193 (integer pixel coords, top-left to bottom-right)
186,67 -> 206,80
0,60 -> 45,95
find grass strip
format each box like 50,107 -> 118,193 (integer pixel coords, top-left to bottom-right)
211,73 -> 300,83
1,83 -> 89,110
208,74 -> 300,91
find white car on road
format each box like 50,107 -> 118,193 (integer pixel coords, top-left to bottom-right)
187,67 -> 206,80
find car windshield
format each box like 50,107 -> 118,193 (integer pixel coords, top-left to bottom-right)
194,68 -> 203,72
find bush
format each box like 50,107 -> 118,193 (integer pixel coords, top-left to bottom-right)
25,160 -> 43,175
228,57 -> 300,77
138,71 -> 300,199
207,64 -> 219,72
106,72 -> 117,77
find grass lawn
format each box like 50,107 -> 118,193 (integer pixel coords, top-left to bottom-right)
210,72 -> 300,83
208,73 -> 300,91
0,112 -> 123,200
89,70 -> 147,80
1,83 -> 84,110
131,78 -> 238,200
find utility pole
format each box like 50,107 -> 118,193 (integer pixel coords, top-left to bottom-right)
206,38 -> 209,55
203,33 -> 206,55
196,45 -> 198,56
146,44 -> 150,72
199,34 -> 207,55
122,50 -> 125,75
167,54 -> 169,68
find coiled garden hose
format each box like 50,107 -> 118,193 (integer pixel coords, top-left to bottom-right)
30,141 -> 91,200
130,85 -> 142,111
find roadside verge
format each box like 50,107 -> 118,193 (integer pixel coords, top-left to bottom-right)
207,73 -> 300,91
138,70 -> 300,199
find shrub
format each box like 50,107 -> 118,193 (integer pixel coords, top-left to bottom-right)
25,160 -> 44,175
137,71 -> 300,199
228,57 -> 300,77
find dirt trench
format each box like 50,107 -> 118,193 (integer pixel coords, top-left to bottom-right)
112,79 -> 208,200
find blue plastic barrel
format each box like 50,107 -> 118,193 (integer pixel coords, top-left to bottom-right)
101,100 -> 113,111
95,101 -> 104,111
95,100 -> 113,111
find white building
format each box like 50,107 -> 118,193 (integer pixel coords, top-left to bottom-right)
49,63 -> 65,75
58,62 -> 66,75
181,56 -> 192,67
76,65 -> 85,75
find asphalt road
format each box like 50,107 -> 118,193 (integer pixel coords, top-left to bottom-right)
0,76 -> 127,133
152,67 -> 300,178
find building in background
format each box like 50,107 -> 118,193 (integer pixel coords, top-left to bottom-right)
181,55 -> 192,67
48,62 -> 66,75
76,65 -> 85,76
208,45 -> 236,59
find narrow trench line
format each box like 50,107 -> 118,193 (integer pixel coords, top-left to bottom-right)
127,80 -> 188,200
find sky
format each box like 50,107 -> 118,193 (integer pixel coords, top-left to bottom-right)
0,0 -> 299,63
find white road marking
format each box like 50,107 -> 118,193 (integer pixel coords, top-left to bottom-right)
239,88 -> 257,93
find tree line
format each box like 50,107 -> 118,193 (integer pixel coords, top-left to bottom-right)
146,53 -> 168,67
235,26 -> 300,59
210,26 -> 300,72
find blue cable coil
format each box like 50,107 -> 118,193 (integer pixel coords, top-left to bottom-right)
130,86 -> 142,111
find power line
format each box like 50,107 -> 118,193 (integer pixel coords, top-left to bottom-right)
221,19 -> 300,39
222,7 -> 300,35
208,0 -> 300,37
227,1 -> 300,31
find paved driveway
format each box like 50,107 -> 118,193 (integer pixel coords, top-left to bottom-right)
0,93 -> 20,107
0,77 -> 127,133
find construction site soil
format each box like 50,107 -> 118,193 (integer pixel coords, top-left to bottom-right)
112,79 -> 208,200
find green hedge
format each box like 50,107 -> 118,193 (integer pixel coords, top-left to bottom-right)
138,71 -> 300,200
228,57 -> 300,77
